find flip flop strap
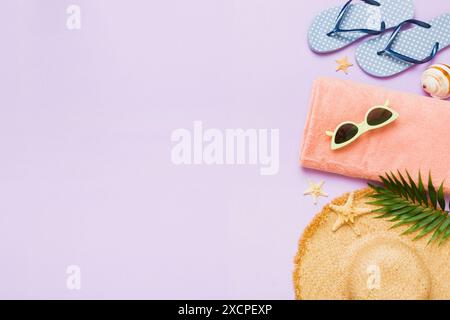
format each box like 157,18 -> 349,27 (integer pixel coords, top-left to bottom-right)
377,19 -> 440,64
327,0 -> 386,37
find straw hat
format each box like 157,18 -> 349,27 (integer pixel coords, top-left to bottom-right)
293,188 -> 450,300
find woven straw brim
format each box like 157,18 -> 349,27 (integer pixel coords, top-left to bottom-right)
293,188 -> 450,300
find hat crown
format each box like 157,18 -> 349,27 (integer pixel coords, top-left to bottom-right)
346,237 -> 431,300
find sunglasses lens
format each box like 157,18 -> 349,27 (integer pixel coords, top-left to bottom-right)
367,108 -> 393,126
335,124 -> 358,144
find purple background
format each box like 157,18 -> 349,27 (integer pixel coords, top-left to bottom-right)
0,0 -> 448,299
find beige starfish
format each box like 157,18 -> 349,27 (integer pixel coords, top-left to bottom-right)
335,56 -> 353,74
329,192 -> 372,236
304,180 -> 328,205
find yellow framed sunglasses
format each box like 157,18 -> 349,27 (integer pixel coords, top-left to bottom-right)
326,101 -> 399,151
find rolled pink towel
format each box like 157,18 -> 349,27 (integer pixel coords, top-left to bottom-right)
300,77 -> 450,193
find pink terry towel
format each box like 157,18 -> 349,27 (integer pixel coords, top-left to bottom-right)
300,77 -> 450,193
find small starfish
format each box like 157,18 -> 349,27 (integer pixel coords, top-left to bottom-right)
335,56 -> 353,74
304,180 -> 328,205
329,192 -> 372,236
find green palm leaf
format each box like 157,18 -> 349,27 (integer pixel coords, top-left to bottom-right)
428,173 -> 437,209
368,171 -> 450,245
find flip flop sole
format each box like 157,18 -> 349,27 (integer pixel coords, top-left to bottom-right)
356,13 -> 450,77
308,0 -> 414,53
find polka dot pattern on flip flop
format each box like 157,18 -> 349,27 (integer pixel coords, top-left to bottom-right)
356,13 -> 450,77
308,0 -> 414,53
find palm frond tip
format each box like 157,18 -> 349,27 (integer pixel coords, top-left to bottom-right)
368,171 -> 449,245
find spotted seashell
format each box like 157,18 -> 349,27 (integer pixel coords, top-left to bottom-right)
421,64 -> 450,100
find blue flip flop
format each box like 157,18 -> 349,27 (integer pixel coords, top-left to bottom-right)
356,14 -> 450,77
308,0 -> 414,53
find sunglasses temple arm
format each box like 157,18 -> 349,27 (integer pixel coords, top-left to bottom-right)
325,131 -> 334,137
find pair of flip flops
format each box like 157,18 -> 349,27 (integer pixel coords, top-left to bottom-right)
308,0 -> 450,77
